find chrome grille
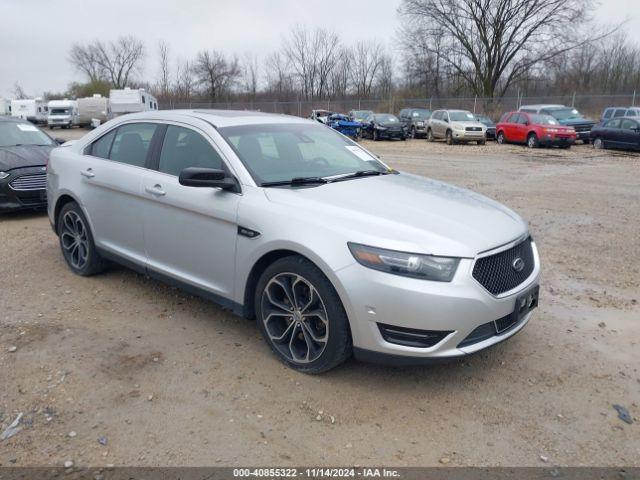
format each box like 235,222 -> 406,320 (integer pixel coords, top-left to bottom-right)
9,173 -> 47,191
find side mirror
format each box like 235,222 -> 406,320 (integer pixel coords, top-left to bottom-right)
444,118 -> 449,123
55,138 -> 66,145
179,167 -> 238,192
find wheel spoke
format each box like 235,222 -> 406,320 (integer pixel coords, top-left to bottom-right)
273,277 -> 296,308
265,314 -> 295,343
265,284 -> 293,313
300,317 -> 327,344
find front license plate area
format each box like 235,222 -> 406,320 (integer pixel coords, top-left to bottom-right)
495,285 -> 539,334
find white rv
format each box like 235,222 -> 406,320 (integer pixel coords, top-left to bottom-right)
47,99 -> 80,129
0,98 -> 11,115
11,98 -> 48,123
77,94 -> 111,128
109,88 -> 158,116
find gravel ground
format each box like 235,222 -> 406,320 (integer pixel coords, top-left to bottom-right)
1,130 -> 638,468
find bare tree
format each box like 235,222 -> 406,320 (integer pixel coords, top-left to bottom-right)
242,53 -> 260,99
398,0 -> 608,98
330,48 -> 352,98
12,82 -> 28,100
375,54 -> 395,98
70,36 -> 145,89
173,59 -> 196,102
264,52 -> 294,99
351,41 -> 385,98
193,50 -> 241,102
156,41 -> 171,98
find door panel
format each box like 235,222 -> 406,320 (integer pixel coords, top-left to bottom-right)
142,125 -> 240,298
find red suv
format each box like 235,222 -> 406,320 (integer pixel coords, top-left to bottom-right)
496,112 -> 577,148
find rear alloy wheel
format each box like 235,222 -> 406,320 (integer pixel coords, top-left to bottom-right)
256,256 -> 351,373
527,133 -> 539,149
593,137 -> 604,150
445,130 -> 454,145
58,202 -> 104,276
497,131 -> 506,144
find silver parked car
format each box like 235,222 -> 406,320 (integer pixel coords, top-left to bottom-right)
427,109 -> 487,145
47,110 -> 540,373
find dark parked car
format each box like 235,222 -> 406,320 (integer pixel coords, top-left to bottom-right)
361,113 -> 408,141
398,108 -> 431,138
348,110 -> 374,123
590,117 -> 640,151
0,116 -> 62,212
474,114 -> 496,140
599,106 -> 640,124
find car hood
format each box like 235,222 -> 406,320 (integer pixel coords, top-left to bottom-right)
264,173 -> 528,258
377,122 -> 403,128
0,145 -> 52,171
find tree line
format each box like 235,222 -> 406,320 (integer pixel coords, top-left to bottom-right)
39,1 -> 639,105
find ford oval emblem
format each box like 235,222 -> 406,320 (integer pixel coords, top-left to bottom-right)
512,257 -> 525,273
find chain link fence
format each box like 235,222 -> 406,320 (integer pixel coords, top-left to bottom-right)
159,92 -> 638,120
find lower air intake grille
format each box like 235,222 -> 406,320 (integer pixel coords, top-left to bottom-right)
377,323 -> 451,348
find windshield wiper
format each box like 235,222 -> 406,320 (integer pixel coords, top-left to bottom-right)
261,176 -> 329,187
328,169 -> 392,182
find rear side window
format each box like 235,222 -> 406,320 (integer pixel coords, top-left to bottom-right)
614,109 -> 626,118
517,114 -> 529,125
109,123 -> 157,168
620,119 -> 638,130
90,129 -> 117,158
158,125 -> 224,176
602,109 -> 613,119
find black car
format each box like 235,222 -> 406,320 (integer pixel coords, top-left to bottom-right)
590,117 -> 640,151
474,114 -> 496,140
0,117 -> 61,212
361,113 -> 408,141
398,108 -> 432,138
348,110 -> 374,123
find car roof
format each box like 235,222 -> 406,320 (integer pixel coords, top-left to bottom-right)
110,109 -> 313,128
519,104 -> 566,110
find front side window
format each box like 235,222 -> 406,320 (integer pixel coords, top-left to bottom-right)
109,123 -> 157,167
219,123 -> 389,185
620,119 -> 638,130
159,125 -> 224,176
90,129 -> 117,158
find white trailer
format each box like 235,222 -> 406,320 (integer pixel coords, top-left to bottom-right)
77,94 -> 111,128
11,98 -> 48,123
0,98 -> 11,115
109,88 -> 158,116
47,99 -> 80,129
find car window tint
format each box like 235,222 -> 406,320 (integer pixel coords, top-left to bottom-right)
521,109 -> 536,113
603,109 -> 613,119
109,123 -> 157,167
90,129 -> 117,158
158,125 -> 223,176
605,118 -> 621,129
620,119 -> 638,130
518,114 -> 530,124
614,109 -> 626,118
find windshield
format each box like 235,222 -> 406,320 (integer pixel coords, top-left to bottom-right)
449,111 -> 475,121
475,115 -> 493,124
0,122 -> 54,147
50,108 -> 71,115
374,114 -> 399,123
530,114 -> 559,125
545,107 -> 581,120
218,123 -> 390,185
352,110 -> 373,119
411,109 -> 431,118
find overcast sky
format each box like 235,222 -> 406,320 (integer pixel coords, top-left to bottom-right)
0,0 -> 637,98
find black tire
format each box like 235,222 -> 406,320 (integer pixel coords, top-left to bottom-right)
497,131 -> 506,144
527,133 -> 539,149
445,130 -> 454,145
478,139 -> 486,146
373,129 -> 379,141
255,255 -> 352,374
410,127 -> 416,139
426,128 -> 434,142
57,201 -> 105,276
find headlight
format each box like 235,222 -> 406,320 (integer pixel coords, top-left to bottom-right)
417,121 -> 424,126
0,171 -> 9,179
544,128 -> 559,133
375,125 -> 388,130
452,123 -> 464,130
348,243 -> 460,282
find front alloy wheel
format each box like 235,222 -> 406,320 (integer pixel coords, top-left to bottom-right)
497,131 -> 506,144
261,273 -> 329,364
255,256 -> 352,373
593,137 -> 604,150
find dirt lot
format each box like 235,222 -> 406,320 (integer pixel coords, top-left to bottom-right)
1,130 -> 639,468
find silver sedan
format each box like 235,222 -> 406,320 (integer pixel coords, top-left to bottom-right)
47,110 -> 540,373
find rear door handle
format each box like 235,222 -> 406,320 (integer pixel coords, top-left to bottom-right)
80,168 -> 95,178
145,185 -> 166,196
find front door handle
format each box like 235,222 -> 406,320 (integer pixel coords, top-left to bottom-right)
80,168 -> 95,178
145,185 -> 166,196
